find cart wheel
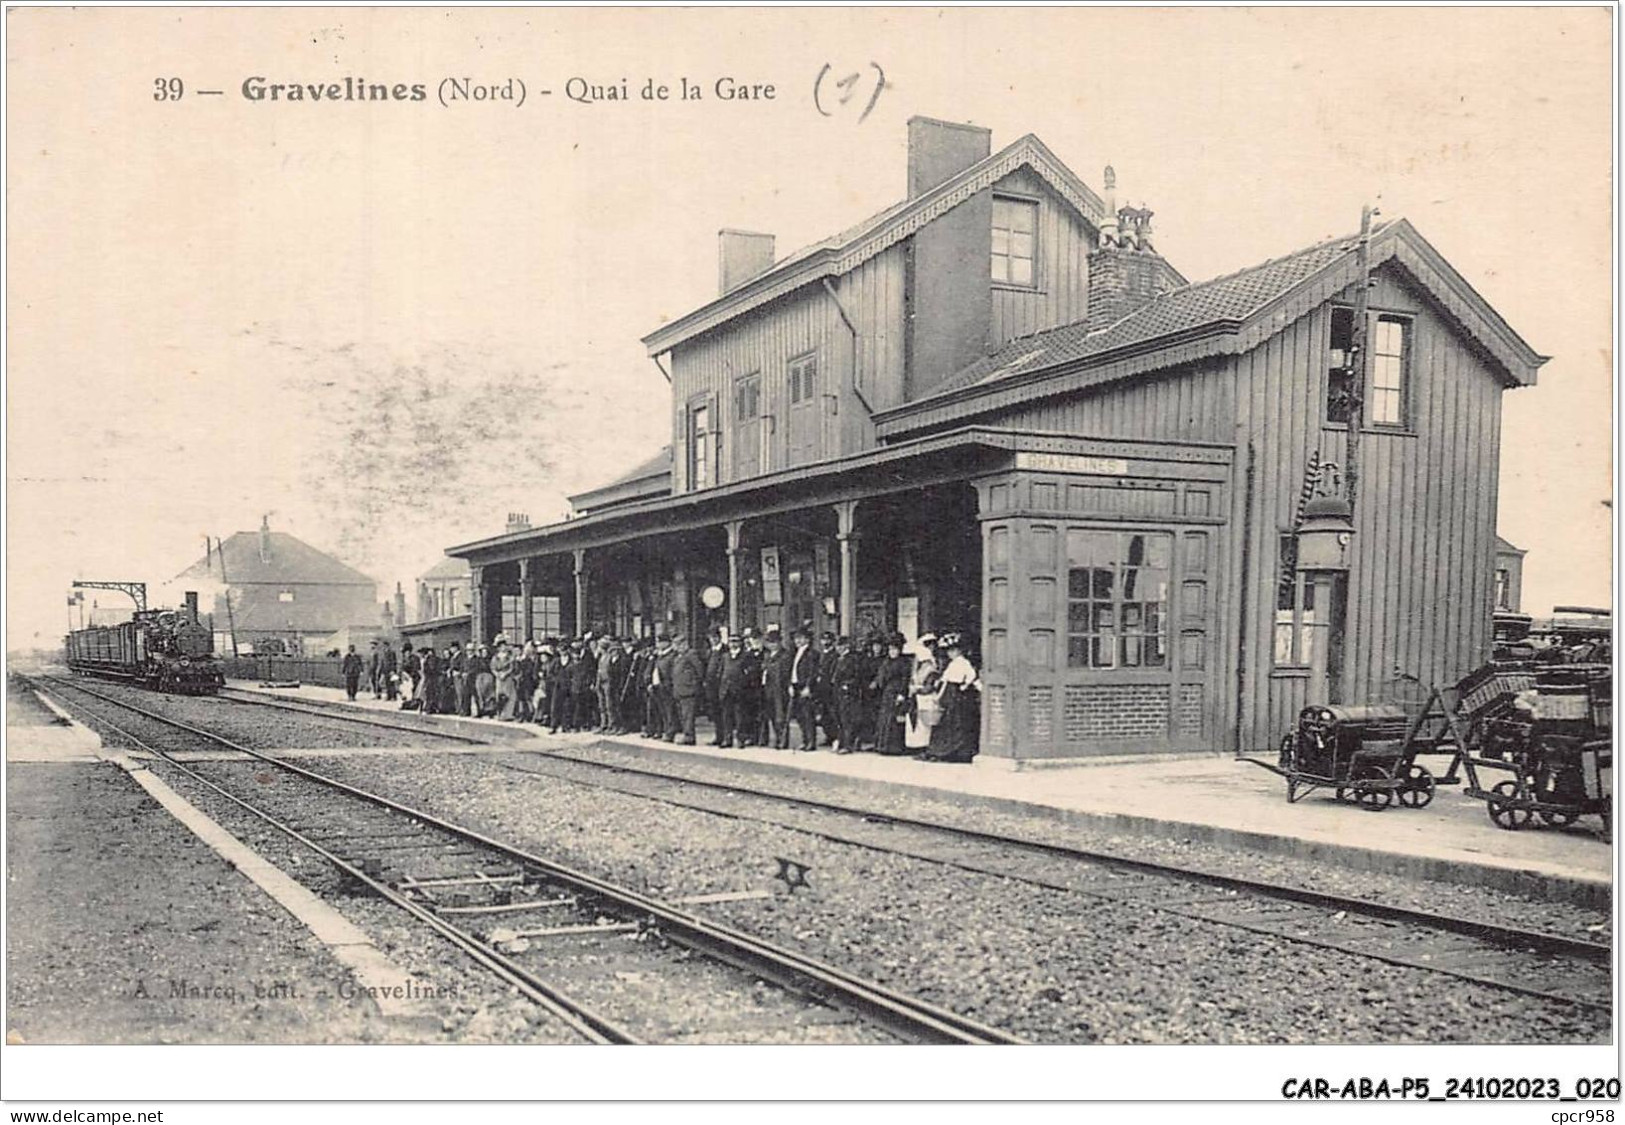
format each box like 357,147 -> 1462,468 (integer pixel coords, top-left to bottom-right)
1538,807 -> 1580,828
1487,780 -> 1531,830
1358,786 -> 1394,812
1351,767 -> 1393,811
1398,765 -> 1436,809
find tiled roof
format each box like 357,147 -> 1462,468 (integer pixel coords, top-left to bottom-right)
644,133 -> 1109,354
931,230 -> 1370,399
570,446 -> 673,505
176,530 -> 376,588
420,555 -> 471,581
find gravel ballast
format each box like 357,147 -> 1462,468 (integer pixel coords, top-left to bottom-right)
273,748 -> 1610,1045
5,761 -> 402,1044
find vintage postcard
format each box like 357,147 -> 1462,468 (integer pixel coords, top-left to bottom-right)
3,4 -> 1615,1114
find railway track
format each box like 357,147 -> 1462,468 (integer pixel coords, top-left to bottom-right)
44,675 -> 1612,1017
493,745 -> 1612,1014
35,676 -> 1018,1045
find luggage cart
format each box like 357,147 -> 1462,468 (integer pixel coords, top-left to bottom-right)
1459,665 -> 1612,835
1243,673 -> 1467,810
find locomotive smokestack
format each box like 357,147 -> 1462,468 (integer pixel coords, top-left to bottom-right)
184,591 -> 200,623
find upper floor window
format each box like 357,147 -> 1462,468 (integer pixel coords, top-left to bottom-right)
733,373 -> 765,478
1494,568 -> 1511,611
788,354 -> 817,405
688,401 -> 713,489
1371,316 -> 1409,427
734,372 -> 760,420
991,196 -> 1038,287
1325,306 -> 1412,428
1325,307 -> 1353,424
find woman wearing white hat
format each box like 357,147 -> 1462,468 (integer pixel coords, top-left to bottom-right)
922,632 -> 980,762
903,634 -> 940,752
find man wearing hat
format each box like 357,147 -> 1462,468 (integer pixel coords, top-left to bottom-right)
761,628 -> 792,749
669,634 -> 706,744
611,637 -> 633,734
650,634 -> 677,740
569,636 -> 597,731
737,628 -> 764,747
596,634 -> 625,734
788,628 -> 819,751
814,631 -> 841,749
713,633 -> 750,748
830,635 -> 866,754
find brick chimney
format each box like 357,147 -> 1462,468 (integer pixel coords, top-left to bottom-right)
907,116 -> 992,199
394,582 -> 407,628
1087,166 -> 1182,330
259,514 -> 271,564
718,229 -> 776,294
505,512 -> 531,534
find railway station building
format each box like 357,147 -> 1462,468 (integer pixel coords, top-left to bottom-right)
447,118 -> 1544,763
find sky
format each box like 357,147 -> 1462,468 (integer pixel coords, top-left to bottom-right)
5,6 -> 1614,651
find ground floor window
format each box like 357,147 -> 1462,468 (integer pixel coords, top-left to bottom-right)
1065,529 -> 1171,669
500,595 -> 562,638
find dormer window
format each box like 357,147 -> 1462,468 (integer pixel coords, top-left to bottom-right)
992,196 -> 1038,286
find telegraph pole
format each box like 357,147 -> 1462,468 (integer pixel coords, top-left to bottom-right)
213,535 -> 241,658
1344,204 -> 1376,514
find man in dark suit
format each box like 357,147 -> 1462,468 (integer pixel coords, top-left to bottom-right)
815,631 -> 841,747
651,635 -> 677,740
830,635 -> 867,754
788,628 -> 819,751
671,635 -> 707,745
761,629 -> 791,749
703,630 -> 727,742
602,637 -> 632,734
380,641 -> 399,701
341,644 -> 363,701
715,635 -> 749,748
569,638 -> 597,731
736,629 -> 763,747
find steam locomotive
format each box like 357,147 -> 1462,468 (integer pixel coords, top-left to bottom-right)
64,591 -> 225,694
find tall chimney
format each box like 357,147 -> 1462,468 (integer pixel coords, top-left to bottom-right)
505,512 -> 532,534
1087,170 -> 1182,330
718,230 -> 776,295
394,582 -> 407,628
906,116 -> 991,199
259,515 -> 271,563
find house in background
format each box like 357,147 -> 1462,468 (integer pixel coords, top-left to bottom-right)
1494,536 -> 1526,613
401,552 -> 476,653
175,516 -> 381,655
417,554 -> 473,623
449,117 -> 1544,763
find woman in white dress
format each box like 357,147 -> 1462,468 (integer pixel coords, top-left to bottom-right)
903,635 -> 940,752
923,632 -> 980,763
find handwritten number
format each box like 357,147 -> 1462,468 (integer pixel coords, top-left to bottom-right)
153,77 -> 184,102
813,62 -> 884,123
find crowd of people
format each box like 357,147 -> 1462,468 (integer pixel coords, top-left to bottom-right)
346,627 -> 982,764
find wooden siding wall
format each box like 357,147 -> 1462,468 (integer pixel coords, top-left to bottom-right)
838,243 -> 909,418
985,263 -> 1508,752
990,167 -> 1095,347
1229,268 -> 1503,749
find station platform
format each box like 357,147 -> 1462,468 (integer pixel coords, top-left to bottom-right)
227,679 -> 1613,909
